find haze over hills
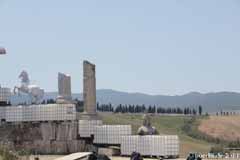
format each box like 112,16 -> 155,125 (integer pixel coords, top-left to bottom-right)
44,89 -> 240,112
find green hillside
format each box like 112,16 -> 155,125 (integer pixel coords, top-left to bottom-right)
99,113 -> 212,157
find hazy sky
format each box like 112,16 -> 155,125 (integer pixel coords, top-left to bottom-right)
0,0 -> 240,95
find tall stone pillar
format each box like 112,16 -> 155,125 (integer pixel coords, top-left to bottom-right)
57,72 -> 72,103
83,61 -> 96,115
80,60 -> 100,120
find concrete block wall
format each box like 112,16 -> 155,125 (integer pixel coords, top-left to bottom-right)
0,121 -> 86,154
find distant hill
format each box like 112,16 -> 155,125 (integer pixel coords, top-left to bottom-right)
44,89 -> 240,112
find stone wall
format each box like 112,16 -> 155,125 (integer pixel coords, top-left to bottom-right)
0,122 -> 87,154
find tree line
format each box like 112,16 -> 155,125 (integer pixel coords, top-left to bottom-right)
41,99 -> 205,116
97,103 -> 203,115
216,110 -> 238,116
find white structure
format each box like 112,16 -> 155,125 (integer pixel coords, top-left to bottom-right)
121,135 -> 179,157
13,70 -> 44,104
2,103 -> 76,122
78,120 -> 103,138
0,87 -> 11,103
57,72 -> 72,103
93,125 -> 132,145
10,93 -> 33,106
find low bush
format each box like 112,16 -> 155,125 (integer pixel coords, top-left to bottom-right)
0,147 -> 18,160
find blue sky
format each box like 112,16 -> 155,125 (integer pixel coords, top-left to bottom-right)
0,0 -> 240,95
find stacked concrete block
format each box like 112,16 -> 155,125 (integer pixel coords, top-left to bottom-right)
5,104 -> 76,122
41,123 -> 56,141
56,122 -> 78,141
120,135 -> 138,155
164,135 -> 179,156
136,136 -> 151,155
66,122 -> 78,140
93,125 -> 132,145
121,135 -> 179,157
93,125 -> 106,144
0,87 -> 11,102
78,119 -> 102,138
6,106 -> 23,122
6,121 -> 87,154
67,140 -> 86,153
152,136 -> 164,156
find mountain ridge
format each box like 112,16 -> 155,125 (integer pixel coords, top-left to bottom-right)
44,89 -> 240,112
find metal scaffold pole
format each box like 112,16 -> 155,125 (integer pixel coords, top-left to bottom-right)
0,47 -> 6,88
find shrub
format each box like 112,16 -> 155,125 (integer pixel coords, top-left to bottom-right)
0,147 -> 18,160
210,145 -> 224,154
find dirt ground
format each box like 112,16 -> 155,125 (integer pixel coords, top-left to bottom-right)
22,156 -> 239,160
21,155 -> 63,160
198,115 -> 240,141
25,156 -> 183,160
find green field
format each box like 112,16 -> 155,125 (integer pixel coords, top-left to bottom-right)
99,113 -> 212,157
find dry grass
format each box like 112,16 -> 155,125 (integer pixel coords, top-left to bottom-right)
198,115 -> 240,141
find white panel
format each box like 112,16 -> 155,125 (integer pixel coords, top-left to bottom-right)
94,125 -> 132,144
6,106 -> 23,122
120,135 -> 179,157
0,88 -> 11,102
121,135 -> 138,155
5,103 -> 77,122
78,120 -> 103,138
